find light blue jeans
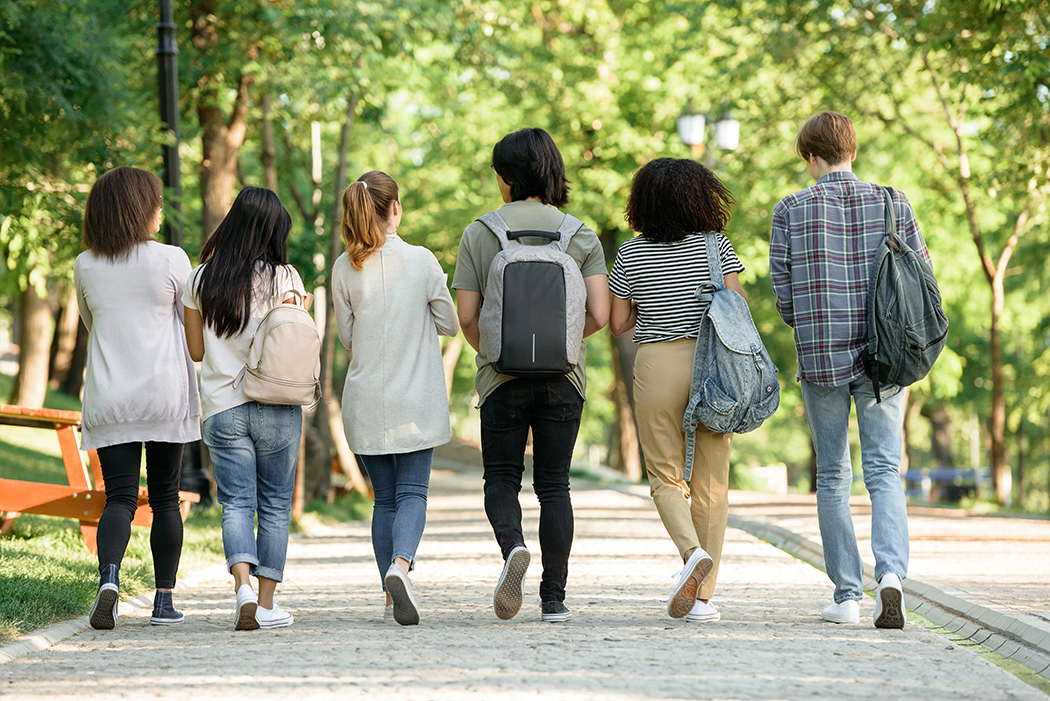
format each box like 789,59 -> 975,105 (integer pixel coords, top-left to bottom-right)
800,377 -> 909,603
203,402 -> 302,582
360,448 -> 433,591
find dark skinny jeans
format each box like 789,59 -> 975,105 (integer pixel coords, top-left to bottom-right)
96,442 -> 184,589
480,377 -> 583,603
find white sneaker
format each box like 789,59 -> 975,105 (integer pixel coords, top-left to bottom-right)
494,546 -> 530,620
667,547 -> 714,619
686,599 -> 720,623
256,601 -> 294,629
874,573 -> 906,629
234,583 -> 259,631
385,563 -> 420,626
822,599 -> 860,624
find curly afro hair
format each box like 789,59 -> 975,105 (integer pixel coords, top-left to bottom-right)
624,158 -> 735,243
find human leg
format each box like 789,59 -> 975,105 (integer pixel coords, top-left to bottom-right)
90,442 -> 143,629
530,377 -> 583,606
689,424 -> 732,602
390,448 -> 433,567
633,342 -> 701,559
480,381 -> 530,558
143,442 -> 185,590
801,380 -> 864,605
361,453 -> 398,591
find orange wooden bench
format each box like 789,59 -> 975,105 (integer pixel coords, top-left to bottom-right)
0,404 -> 199,553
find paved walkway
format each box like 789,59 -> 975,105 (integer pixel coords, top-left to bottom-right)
3,446 -> 1044,699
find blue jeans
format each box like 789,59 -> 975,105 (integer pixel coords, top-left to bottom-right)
360,449 -> 434,591
800,377 -> 909,603
203,402 -> 302,582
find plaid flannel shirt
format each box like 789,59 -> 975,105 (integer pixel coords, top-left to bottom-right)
769,171 -> 931,387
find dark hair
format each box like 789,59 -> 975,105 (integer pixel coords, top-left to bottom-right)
83,166 -> 162,260
341,171 -> 399,269
491,128 -> 569,208
195,186 -> 292,339
624,158 -> 736,243
794,111 -> 857,165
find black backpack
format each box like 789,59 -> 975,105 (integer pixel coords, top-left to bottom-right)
863,187 -> 949,402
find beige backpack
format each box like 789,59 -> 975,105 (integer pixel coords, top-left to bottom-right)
234,290 -> 322,407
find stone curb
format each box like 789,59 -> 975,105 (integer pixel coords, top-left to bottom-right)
727,514 -> 1050,679
0,562 -> 229,665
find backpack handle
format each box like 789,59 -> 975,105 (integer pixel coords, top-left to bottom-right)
883,187 -> 900,253
476,211 -> 584,253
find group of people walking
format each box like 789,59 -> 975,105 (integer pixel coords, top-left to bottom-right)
74,111 -> 927,633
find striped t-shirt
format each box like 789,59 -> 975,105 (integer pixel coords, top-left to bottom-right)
609,232 -> 745,344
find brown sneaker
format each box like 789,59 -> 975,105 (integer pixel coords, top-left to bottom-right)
667,548 -> 713,619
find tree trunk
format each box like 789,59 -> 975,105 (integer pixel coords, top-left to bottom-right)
63,318 -> 88,399
990,279 -> 1008,503
9,283 -> 53,408
48,286 -> 79,389
443,335 -> 464,400
920,402 -> 956,467
1017,417 -> 1025,507
899,386 -> 915,475
809,435 -> 818,494
609,334 -> 642,481
260,93 -> 278,192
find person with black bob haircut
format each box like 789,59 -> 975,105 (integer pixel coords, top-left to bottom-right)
609,157 -> 748,623
452,127 -> 609,623
183,186 -> 307,631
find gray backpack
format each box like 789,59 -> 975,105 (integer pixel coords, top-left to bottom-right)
863,187 -> 948,402
476,211 -> 587,378
682,233 -> 779,480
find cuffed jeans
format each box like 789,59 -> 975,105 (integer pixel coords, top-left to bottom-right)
96,441 -> 184,589
203,402 -> 302,582
481,377 -> 583,604
801,377 -> 909,603
360,448 -> 434,591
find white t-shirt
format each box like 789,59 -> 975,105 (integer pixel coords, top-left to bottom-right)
183,263 -> 306,422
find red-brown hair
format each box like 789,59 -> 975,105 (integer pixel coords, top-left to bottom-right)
794,111 -> 857,166
340,171 -> 399,269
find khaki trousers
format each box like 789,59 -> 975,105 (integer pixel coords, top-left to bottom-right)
634,339 -> 732,601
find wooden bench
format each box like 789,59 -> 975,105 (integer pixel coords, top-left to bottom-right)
0,404 -> 200,553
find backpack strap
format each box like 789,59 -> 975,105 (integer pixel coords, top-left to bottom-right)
552,214 -> 585,253
883,186 -> 900,253
694,233 -> 726,307
868,186 -> 900,404
476,211 -> 515,249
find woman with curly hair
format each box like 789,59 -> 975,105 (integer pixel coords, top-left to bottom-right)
609,158 -> 747,623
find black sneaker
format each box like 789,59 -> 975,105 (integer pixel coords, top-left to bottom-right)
89,564 -> 119,630
493,546 -> 530,620
541,600 -> 572,623
150,590 -> 185,625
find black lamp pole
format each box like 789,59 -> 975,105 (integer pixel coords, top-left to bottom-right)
157,0 -> 183,248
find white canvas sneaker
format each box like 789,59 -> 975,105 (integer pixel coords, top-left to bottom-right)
874,573 -> 906,629
233,583 -> 259,631
822,599 -> 860,623
686,599 -> 721,623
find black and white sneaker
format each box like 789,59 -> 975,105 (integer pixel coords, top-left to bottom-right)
89,564 -> 120,630
385,563 -> 420,626
493,545 -> 530,620
150,590 -> 185,625
874,573 -> 906,629
541,601 -> 572,623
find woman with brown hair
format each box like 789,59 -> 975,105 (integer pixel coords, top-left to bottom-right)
74,166 -> 201,629
609,158 -> 747,623
332,171 -> 459,626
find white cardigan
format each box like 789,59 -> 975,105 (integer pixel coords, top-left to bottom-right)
74,241 -> 201,450
332,236 -> 459,455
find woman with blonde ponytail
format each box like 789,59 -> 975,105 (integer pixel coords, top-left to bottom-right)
332,171 -> 459,625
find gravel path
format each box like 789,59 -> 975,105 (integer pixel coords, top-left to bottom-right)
2,463 -> 1043,700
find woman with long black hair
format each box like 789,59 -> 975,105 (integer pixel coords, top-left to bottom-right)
75,166 -> 200,629
183,186 -> 306,631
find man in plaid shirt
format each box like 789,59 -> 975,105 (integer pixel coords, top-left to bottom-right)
769,111 -> 932,630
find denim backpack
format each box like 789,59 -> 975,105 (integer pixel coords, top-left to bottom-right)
476,210 -> 587,378
682,234 -> 779,479
863,187 -> 948,402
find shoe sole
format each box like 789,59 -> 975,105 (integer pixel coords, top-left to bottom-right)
875,587 -> 906,629
149,615 -> 185,626
822,613 -> 860,624
385,571 -> 420,626
257,616 -> 293,629
542,611 -> 572,623
494,548 -> 530,620
234,600 -> 260,631
667,555 -> 713,619
89,584 -> 118,630
686,613 -> 721,623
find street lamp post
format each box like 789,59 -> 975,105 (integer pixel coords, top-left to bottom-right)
677,109 -> 740,161
157,0 -> 183,248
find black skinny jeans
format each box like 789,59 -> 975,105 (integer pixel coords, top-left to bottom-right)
480,377 -> 583,603
96,442 -> 184,589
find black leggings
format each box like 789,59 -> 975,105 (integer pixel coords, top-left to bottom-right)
96,442 -> 184,589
